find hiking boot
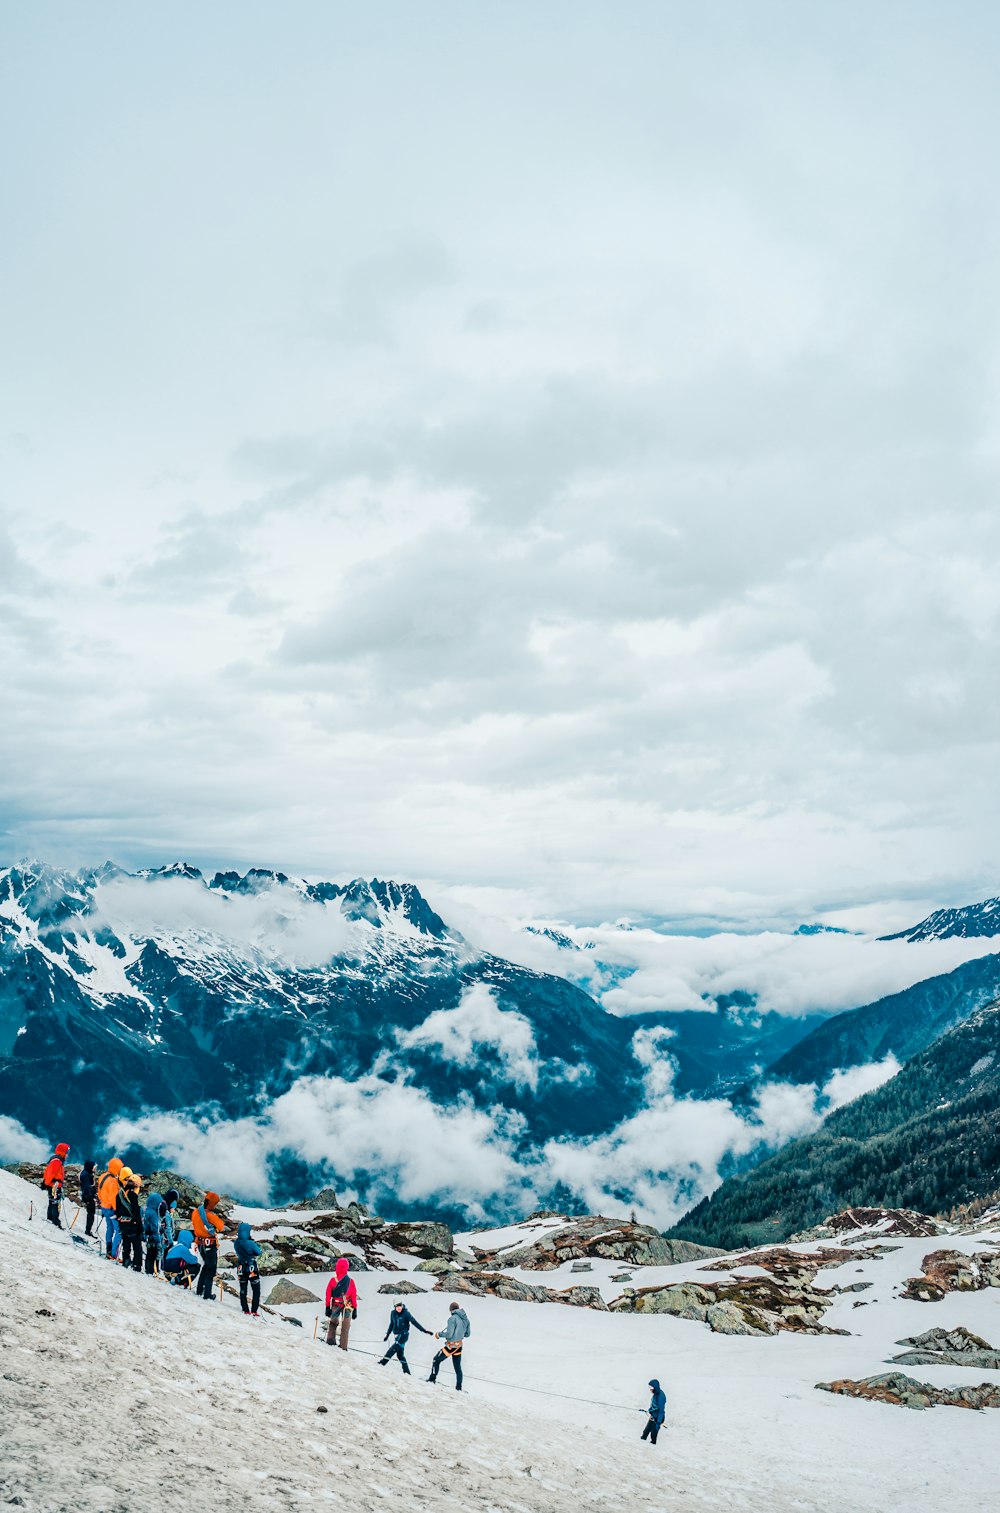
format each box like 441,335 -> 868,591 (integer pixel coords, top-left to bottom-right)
378,1357 -> 389,1366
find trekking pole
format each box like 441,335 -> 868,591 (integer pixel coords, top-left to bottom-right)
313,1316 -> 319,1341
69,1203 -> 81,1231
29,1201 -> 33,1221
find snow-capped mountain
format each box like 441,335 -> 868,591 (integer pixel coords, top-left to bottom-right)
880,895 -> 1000,943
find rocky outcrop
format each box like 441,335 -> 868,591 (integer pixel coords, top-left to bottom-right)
264,1279 -> 320,1305
610,1273 -> 847,1336
902,1248 -> 1000,1301
442,1271 -> 608,1310
891,1327 -> 1000,1370
248,1234 -> 364,1276
378,1221 -> 454,1260
414,1257 -> 459,1275
3,1162 -> 235,1217
825,1207 -> 944,1239
817,1373 -> 1000,1410
470,1215 -> 696,1270
700,1245 -> 872,1283
378,1280 -> 427,1294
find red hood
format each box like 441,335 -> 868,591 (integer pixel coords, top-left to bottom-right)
55,1144 -> 70,1157
335,1258 -> 350,1280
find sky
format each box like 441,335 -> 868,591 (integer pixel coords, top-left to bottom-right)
2,2 -> 1000,929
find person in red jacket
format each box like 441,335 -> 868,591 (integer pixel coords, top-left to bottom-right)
325,1258 -> 358,1351
42,1143 -> 70,1227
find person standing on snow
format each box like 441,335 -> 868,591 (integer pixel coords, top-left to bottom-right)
161,1229 -> 201,1286
116,1169 -> 143,1271
191,1191 -> 226,1300
42,1142 -> 70,1227
143,1191 -> 167,1274
325,1258 -> 358,1350
641,1379 -> 666,1444
97,1158 -> 124,1259
379,1300 -> 432,1374
79,1159 -> 98,1236
427,1302 -> 470,1390
159,1188 -> 179,1265
233,1222 -> 262,1317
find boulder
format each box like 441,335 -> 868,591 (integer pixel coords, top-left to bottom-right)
289,1187 -> 341,1210
891,1326 -> 1000,1370
471,1215 -> 675,1270
414,1257 -> 459,1275
825,1208 -> 943,1239
378,1280 -> 427,1295
902,1249 -> 1000,1301
264,1279 -> 321,1306
610,1273 -> 845,1335
254,1235 -> 340,1275
817,1373 -> 1000,1411
442,1271 -> 607,1309
377,1221 -> 454,1260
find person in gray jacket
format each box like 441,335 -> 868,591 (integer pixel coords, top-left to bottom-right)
427,1302 -> 470,1391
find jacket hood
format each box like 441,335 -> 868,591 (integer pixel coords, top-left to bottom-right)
177,1229 -> 195,1247
649,1379 -> 660,1391
204,1192 -> 220,1209
83,1159 -> 96,1173
55,1143 -> 70,1157
164,1189 -> 179,1207
237,1222 -> 253,1243
335,1257 -> 350,1279
108,1158 -> 123,1175
146,1192 -> 164,1215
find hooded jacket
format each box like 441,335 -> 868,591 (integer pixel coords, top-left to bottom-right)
80,1160 -> 97,1202
442,1307 -> 471,1344
647,1381 -> 666,1424
191,1192 -> 225,1242
116,1182 -> 142,1232
325,1258 -> 358,1313
234,1223 -> 262,1268
43,1145 -> 69,1189
143,1192 -> 166,1240
98,1158 -> 123,1209
384,1305 -> 430,1344
160,1190 -> 179,1255
164,1230 -> 200,1269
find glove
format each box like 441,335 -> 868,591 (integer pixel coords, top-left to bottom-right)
352,1308 -> 358,1320
325,1306 -> 331,1318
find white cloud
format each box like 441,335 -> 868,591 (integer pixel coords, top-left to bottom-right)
395,983 -> 542,1090
823,1054 -> 901,1111
0,1115 -> 48,1163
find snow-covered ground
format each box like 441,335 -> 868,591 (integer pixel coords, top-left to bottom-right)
2,1172 -> 999,1512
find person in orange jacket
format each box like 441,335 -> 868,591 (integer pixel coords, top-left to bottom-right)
191,1192 -> 226,1300
42,1143 -> 70,1227
98,1158 -> 124,1259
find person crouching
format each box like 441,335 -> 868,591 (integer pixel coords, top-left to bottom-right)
161,1229 -> 200,1287
325,1258 -> 357,1351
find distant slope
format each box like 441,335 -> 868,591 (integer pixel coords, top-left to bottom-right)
668,1001 -> 1000,1249
763,952 -> 1000,1086
880,895 -> 1000,942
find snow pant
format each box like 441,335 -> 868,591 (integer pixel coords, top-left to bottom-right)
144,1241 -> 159,1274
83,1198 -> 96,1235
239,1264 -> 260,1314
326,1308 -> 351,1350
102,1207 -> 121,1258
382,1339 -> 411,1373
120,1228 -> 143,1271
45,1185 -> 62,1226
641,1418 -> 661,1444
196,1241 -> 218,1298
163,1259 -> 197,1287
429,1344 -> 463,1390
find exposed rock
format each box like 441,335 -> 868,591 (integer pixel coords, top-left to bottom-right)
825,1207 -> 944,1239
264,1279 -> 320,1306
658,1238 -> 729,1263
817,1373 -> 1000,1411
378,1221 -> 454,1260
3,1162 -> 234,1218
610,1272 -> 633,1283
902,1249 -> 1000,1301
442,1271 -> 608,1310
290,1187 -> 341,1210
570,1261 -> 592,1273
378,1280 -> 427,1294
891,1326 -> 1000,1370
252,1235 -> 341,1275
837,1282 -> 873,1293
610,1272 -> 847,1336
414,1257 -> 459,1275
471,1215 -> 676,1270
704,1302 -> 769,1336
701,1245 -> 874,1283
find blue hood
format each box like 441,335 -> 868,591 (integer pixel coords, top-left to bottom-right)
146,1192 -> 163,1216
649,1379 -> 660,1391
177,1229 -> 195,1247
237,1222 -> 252,1243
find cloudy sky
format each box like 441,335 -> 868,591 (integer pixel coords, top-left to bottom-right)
2,2 -> 999,928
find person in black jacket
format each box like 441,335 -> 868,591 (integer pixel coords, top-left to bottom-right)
115,1170 -> 143,1272
378,1301 -> 432,1375
79,1159 -> 98,1237
642,1378 -> 666,1444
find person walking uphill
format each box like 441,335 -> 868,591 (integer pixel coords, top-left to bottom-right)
325,1258 -> 357,1350
379,1301 -> 432,1374
234,1222 -> 262,1317
428,1302 -> 470,1390
191,1192 -> 225,1300
98,1158 -> 124,1259
79,1159 -> 98,1236
42,1143 -> 70,1226
642,1379 -> 666,1444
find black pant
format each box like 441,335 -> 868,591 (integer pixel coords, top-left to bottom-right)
383,1339 -> 411,1373
430,1348 -> 463,1390
641,1417 -> 660,1444
239,1265 -> 260,1313
83,1199 -> 96,1235
121,1229 -> 143,1271
45,1187 -> 62,1227
197,1242 -> 218,1298
144,1242 -> 159,1274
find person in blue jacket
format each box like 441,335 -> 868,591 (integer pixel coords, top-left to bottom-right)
159,1189 -> 179,1265
143,1192 -> 166,1275
161,1229 -> 200,1287
379,1300 -> 432,1374
233,1222 -> 262,1316
642,1379 -> 666,1444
